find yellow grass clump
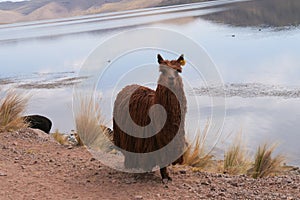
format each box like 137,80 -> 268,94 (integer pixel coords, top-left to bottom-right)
0,90 -> 29,132
52,129 -> 68,145
224,135 -> 250,175
74,94 -> 110,151
182,123 -> 214,170
248,143 -> 285,178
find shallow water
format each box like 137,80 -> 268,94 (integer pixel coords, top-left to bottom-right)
1,0 -> 300,165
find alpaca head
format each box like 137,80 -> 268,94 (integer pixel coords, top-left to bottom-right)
157,54 -> 185,87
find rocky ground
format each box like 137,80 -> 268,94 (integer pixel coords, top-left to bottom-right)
0,129 -> 300,200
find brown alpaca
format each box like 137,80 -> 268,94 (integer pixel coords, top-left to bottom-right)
113,54 -> 187,181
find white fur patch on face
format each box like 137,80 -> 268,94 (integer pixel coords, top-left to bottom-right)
159,65 -> 179,79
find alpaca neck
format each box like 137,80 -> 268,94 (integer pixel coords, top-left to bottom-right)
154,84 -> 185,113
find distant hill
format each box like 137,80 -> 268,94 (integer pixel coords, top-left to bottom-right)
0,0 -> 209,24
0,0 -> 122,24
1,0 -> 300,27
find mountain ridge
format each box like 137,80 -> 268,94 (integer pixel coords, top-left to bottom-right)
0,0 -> 208,24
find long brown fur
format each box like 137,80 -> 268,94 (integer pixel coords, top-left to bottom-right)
113,55 -> 187,180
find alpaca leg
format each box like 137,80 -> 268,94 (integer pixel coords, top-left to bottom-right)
124,153 -> 135,169
172,155 -> 183,165
160,167 -> 172,183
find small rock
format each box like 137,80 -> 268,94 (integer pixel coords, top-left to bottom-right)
286,178 -> 292,184
111,180 -> 117,184
230,181 -> 239,187
0,171 -> 7,176
124,179 -> 133,184
201,182 -> 209,186
219,192 -> 225,197
134,195 -> 143,200
12,142 -> 18,146
179,170 -> 186,174
21,165 -> 25,169
90,158 -> 96,162
67,146 -> 73,149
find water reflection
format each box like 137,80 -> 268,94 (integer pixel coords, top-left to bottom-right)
202,0 -> 300,28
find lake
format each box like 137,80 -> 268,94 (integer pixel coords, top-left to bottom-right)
1,0 -> 300,166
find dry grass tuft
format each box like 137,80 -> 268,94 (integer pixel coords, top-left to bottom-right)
0,90 -> 29,132
182,123 -> 214,170
248,143 -> 285,178
74,94 -> 110,151
224,134 -> 250,175
52,129 -> 68,145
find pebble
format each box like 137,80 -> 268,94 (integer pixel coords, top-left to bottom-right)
286,178 -> 293,184
90,158 -> 96,162
230,182 -> 239,187
134,195 -> 143,200
0,171 -> 7,176
124,178 -> 136,184
201,181 -> 209,186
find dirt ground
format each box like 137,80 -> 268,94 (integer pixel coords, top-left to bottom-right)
0,129 -> 300,200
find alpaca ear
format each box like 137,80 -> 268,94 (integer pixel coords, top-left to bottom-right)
177,54 -> 185,66
157,54 -> 164,64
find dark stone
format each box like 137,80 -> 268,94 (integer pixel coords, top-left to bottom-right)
23,115 -> 52,134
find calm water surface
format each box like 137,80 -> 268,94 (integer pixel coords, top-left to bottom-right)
1,0 -> 300,165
